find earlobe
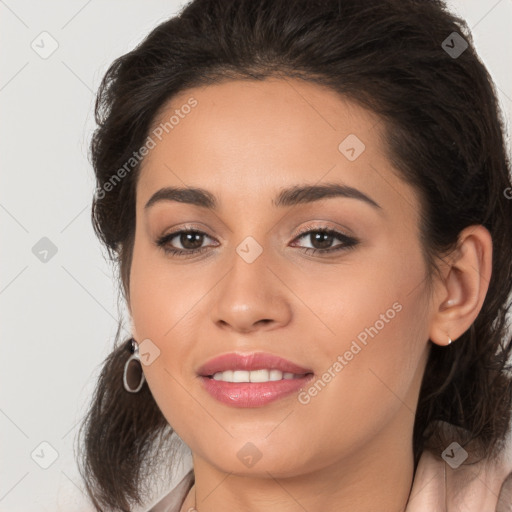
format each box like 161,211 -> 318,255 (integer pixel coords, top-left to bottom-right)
429,225 -> 493,347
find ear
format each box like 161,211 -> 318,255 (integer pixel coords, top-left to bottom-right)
124,283 -> 139,341
429,225 -> 493,347
129,317 -> 141,343
126,301 -> 140,342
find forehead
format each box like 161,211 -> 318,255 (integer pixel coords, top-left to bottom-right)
138,78 -> 384,187
134,78 -> 418,226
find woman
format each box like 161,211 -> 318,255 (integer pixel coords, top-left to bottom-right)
76,0 -> 512,510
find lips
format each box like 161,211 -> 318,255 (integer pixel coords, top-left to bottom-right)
197,352 -> 313,377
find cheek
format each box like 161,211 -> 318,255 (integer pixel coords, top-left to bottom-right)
128,236 -> 192,339
290,288 -> 429,472
288,231 -> 428,358
295,237 -> 429,411
128,241 -> 210,432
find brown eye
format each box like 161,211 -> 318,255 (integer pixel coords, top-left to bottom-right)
155,229 -> 217,257
291,227 -> 359,255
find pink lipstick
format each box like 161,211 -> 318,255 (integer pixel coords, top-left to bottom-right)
197,352 -> 314,407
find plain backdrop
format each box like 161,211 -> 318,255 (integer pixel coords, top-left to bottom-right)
1,1 -> 511,510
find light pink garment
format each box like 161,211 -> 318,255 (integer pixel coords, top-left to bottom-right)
406,447 -> 512,512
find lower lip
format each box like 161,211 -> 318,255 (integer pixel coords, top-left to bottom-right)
199,374 -> 314,407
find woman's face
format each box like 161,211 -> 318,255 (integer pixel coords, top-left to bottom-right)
129,78 -> 433,476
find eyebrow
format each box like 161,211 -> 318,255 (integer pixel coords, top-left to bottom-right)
144,182 -> 382,212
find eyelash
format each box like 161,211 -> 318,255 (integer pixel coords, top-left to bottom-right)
155,225 -> 359,258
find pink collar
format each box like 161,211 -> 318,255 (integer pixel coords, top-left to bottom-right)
406,447 -> 512,511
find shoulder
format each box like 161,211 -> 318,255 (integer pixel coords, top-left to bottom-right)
497,470 -> 512,511
406,431 -> 512,512
145,469 -> 195,512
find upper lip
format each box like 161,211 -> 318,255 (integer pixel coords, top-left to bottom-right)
197,352 -> 313,376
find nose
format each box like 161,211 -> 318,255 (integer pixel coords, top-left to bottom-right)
210,247 -> 292,334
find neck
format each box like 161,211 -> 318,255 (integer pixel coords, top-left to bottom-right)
181,408 -> 416,512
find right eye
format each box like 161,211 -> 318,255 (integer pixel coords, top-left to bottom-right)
155,229 -> 218,257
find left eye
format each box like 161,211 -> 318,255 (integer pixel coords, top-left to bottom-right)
290,228 -> 359,254
155,227 -> 359,257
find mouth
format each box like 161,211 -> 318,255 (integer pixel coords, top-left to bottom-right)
197,352 -> 315,407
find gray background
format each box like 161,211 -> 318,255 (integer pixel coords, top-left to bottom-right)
1,1 -> 511,510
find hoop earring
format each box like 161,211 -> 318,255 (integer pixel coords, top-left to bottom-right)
123,339 -> 146,393
447,336 -> 452,345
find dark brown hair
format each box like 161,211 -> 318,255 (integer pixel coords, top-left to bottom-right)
76,0 -> 512,510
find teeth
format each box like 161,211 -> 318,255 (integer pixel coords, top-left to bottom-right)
211,369 -> 305,382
